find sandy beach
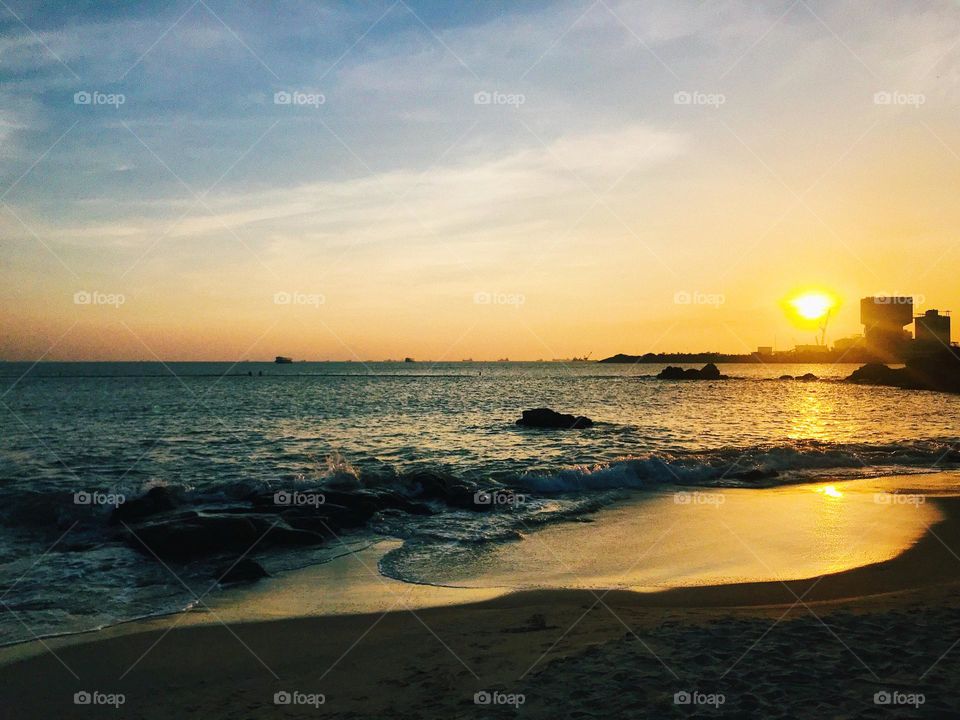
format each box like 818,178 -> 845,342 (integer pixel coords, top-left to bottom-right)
3,474 -> 960,718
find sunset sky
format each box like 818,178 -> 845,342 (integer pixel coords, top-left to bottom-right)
2,0 -> 959,361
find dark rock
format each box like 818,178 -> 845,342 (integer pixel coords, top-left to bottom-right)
657,364 -> 729,380
657,366 -> 686,380
111,486 -> 182,525
516,408 -> 593,429
123,512 -> 323,560
847,362 -> 902,386
779,374 -> 794,380
699,362 -> 722,379
217,558 -> 269,584
797,372 -> 818,381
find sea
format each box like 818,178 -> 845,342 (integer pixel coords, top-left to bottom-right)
2,360 -> 959,645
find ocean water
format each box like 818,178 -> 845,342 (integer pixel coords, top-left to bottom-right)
2,361 -> 959,644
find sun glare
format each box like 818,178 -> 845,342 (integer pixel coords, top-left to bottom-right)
789,291 -> 836,321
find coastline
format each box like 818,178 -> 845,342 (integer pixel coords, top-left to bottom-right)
3,474 -> 960,717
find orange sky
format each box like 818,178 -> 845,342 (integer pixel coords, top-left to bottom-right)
2,1 -> 959,360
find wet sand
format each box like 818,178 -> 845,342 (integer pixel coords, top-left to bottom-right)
3,474 -> 960,718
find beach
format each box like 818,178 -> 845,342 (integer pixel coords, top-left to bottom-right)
3,473 -> 959,719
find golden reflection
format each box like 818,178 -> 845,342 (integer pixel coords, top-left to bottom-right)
787,392 -> 834,440
815,484 -> 843,499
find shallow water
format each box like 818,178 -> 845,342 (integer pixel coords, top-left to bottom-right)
2,361 -> 959,644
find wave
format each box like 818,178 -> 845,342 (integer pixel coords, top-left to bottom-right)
516,439 -> 960,493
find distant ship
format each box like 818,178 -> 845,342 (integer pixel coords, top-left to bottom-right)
404,357 -> 415,363
275,356 -> 293,364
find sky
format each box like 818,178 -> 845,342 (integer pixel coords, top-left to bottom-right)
2,0 -> 960,361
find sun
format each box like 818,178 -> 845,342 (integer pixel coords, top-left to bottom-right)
789,291 -> 836,321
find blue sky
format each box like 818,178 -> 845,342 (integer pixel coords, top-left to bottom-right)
3,1 -> 960,359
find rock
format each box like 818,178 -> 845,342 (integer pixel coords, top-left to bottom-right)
657,366 -> 686,379
217,558 -> 268,584
657,364 -> 729,380
516,408 -> 593,429
847,362 -> 901,386
797,372 -> 818,381
123,512 -> 323,560
779,374 -> 794,380
111,486 -> 182,525
699,363 -> 722,379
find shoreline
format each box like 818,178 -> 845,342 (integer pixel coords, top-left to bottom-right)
4,477 -> 960,717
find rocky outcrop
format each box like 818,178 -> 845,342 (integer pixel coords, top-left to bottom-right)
516,408 -> 594,429
846,355 -> 960,393
657,363 -> 729,380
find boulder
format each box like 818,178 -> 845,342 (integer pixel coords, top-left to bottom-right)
111,486 -> 182,525
699,363 -> 722,380
779,375 -> 794,380
657,364 -> 729,380
217,558 -> 269,584
847,362 -> 901,386
516,408 -> 593,429
797,373 -> 818,381
657,366 -> 686,380
123,512 -> 323,560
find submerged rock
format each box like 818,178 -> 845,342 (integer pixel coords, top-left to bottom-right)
797,373 -> 818,381
516,408 -> 593,429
